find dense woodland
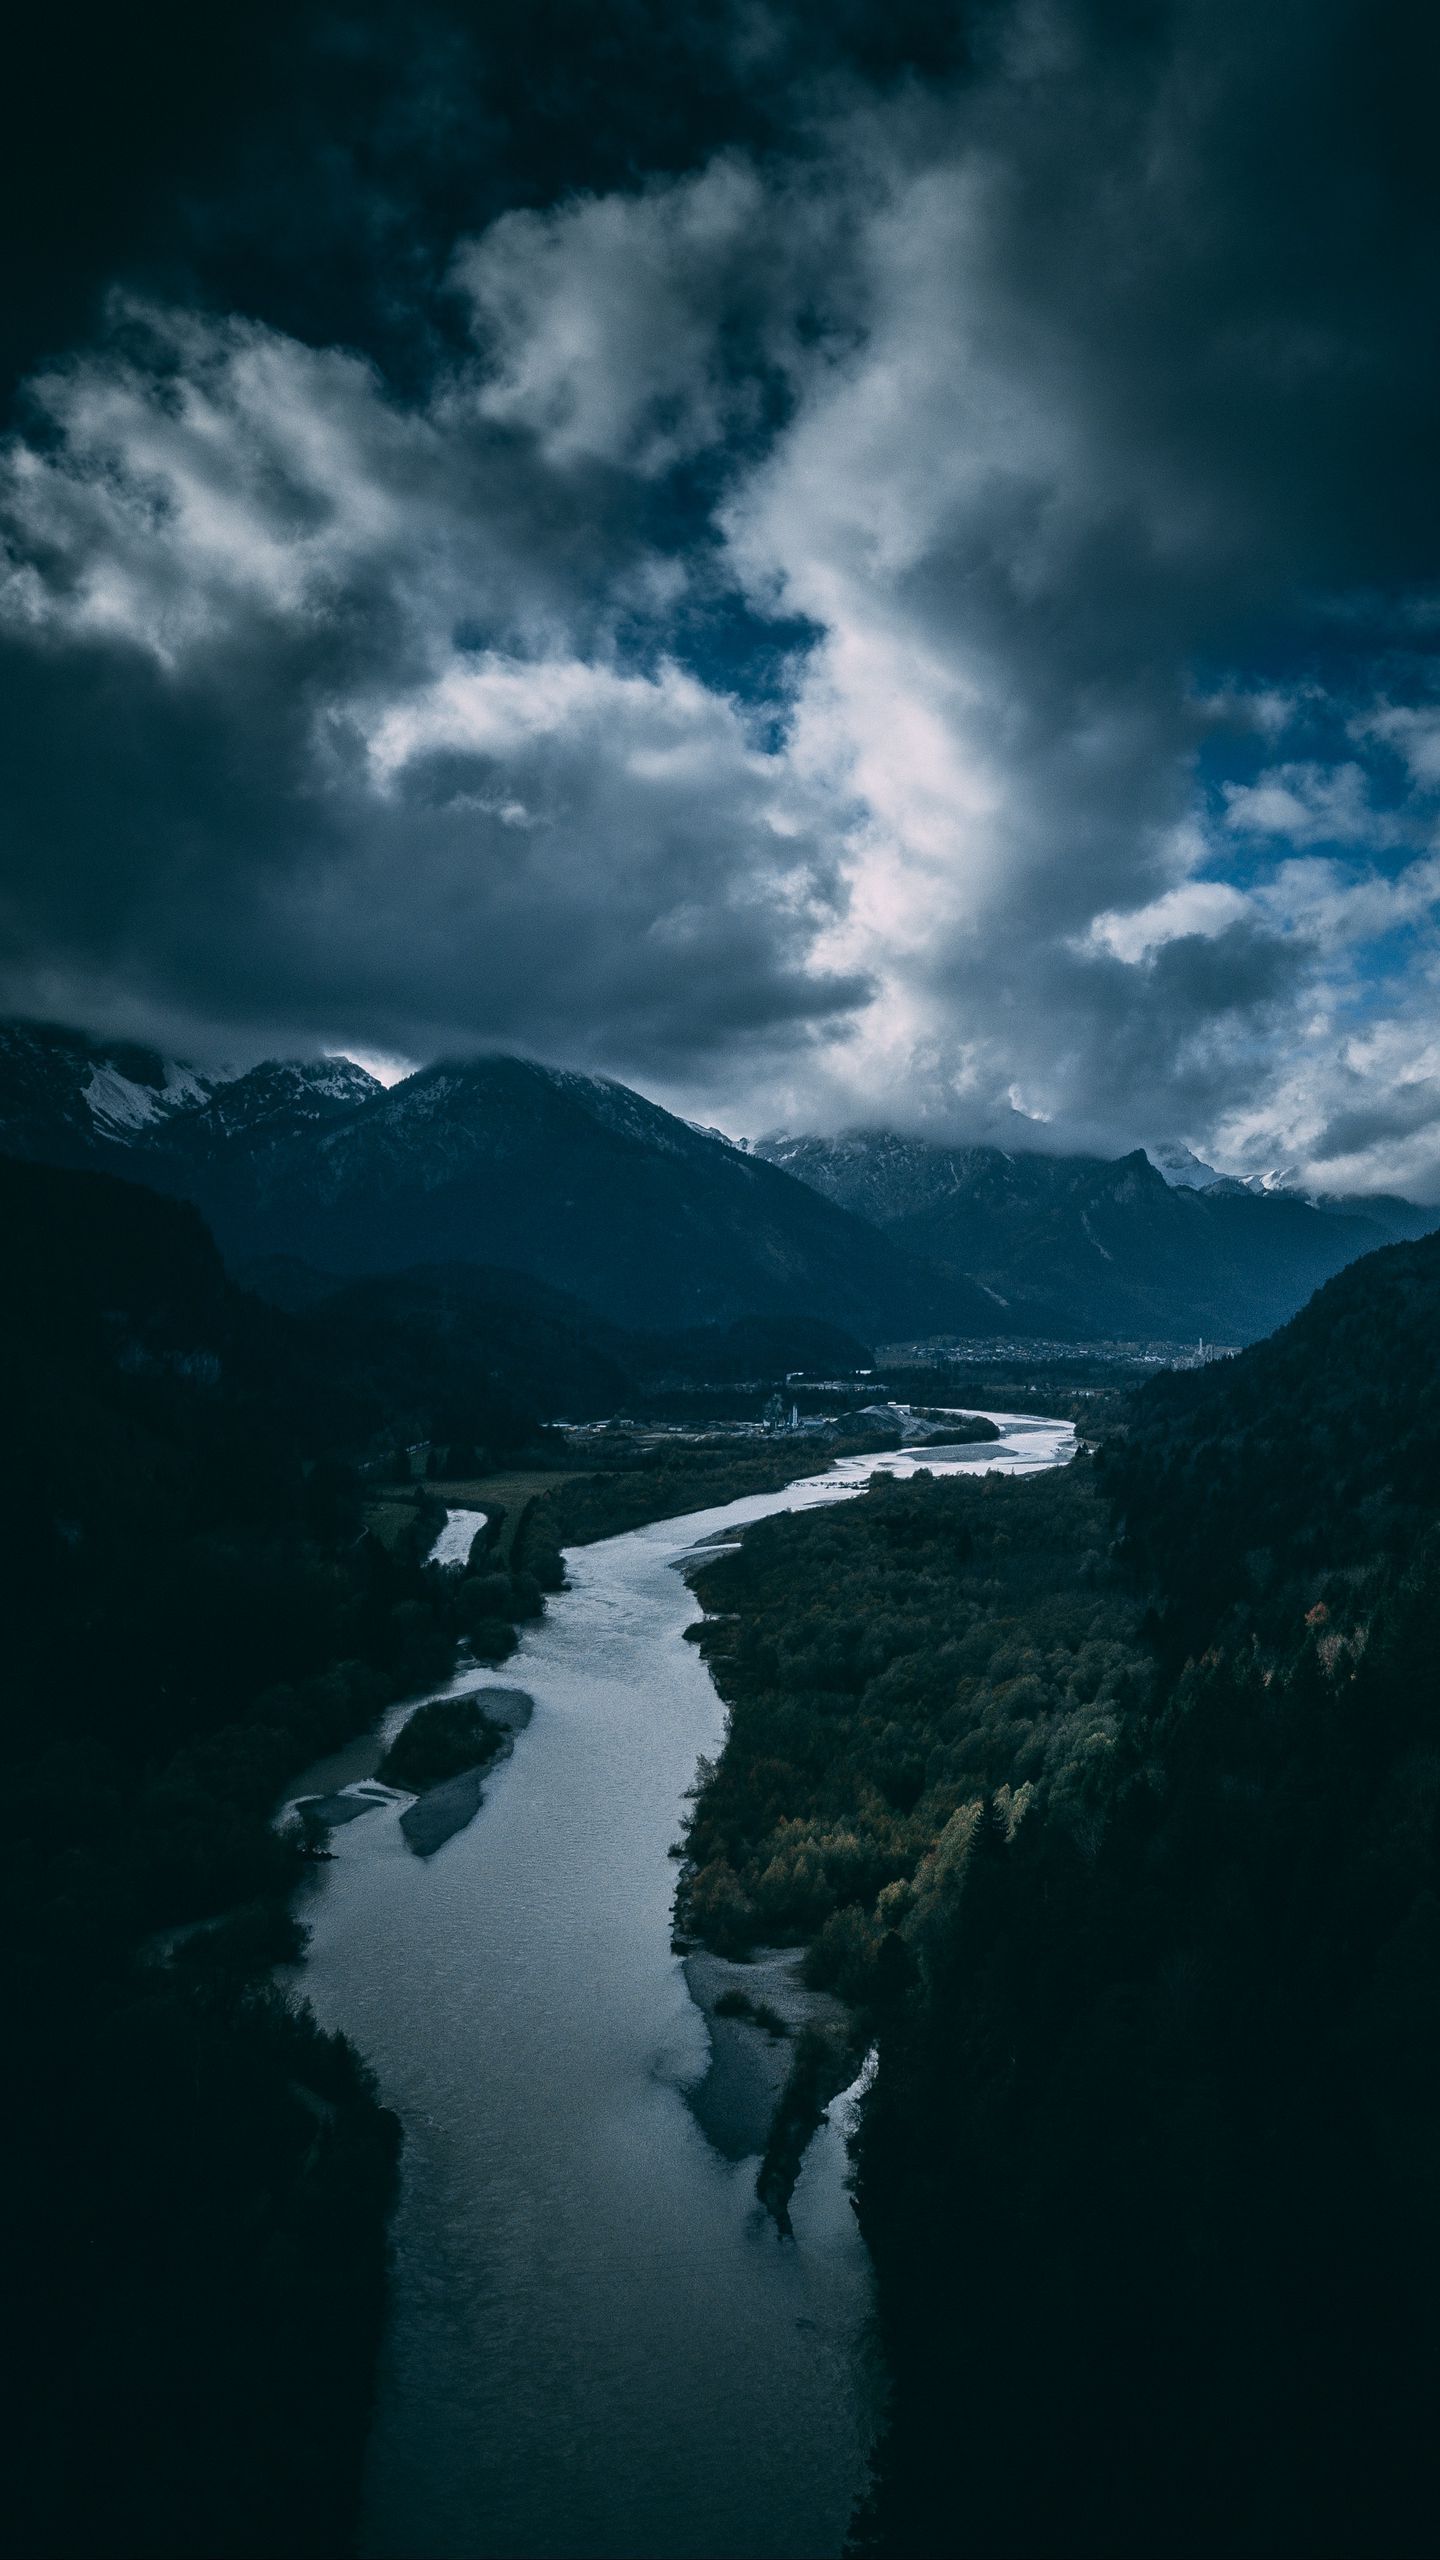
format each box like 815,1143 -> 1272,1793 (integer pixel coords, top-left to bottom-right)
684,1232 -> 1440,2559
0,1159 -> 556,2558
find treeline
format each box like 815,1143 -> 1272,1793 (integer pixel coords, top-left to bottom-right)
247,1254 -> 876,1428
533,1431 -> 899,1548
1102,1231 -> 1440,1651
683,1462 -> 1145,1987
0,1158 -> 547,2557
881,1359 -> 1140,1430
681,1233 -> 1440,2557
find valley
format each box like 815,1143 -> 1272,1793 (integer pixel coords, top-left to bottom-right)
8,19 -> 1437,2558
287,1416 -> 1075,2560
2,1042 -> 1437,2560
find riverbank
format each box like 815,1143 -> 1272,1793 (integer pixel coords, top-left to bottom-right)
283,1414 -> 1071,2560
373,1430 -> 905,1567
678,1454 -> 1121,1999
679,1943 -> 855,2165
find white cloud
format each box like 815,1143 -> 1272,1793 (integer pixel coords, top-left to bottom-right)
455,157 -> 776,474
1221,760 -> 1412,849
3,34 -> 1440,1197
1087,880 -> 1251,963
1353,702 -> 1440,787
0,303 -> 434,662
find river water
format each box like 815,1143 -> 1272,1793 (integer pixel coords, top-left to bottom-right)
294,1414 -> 1073,2560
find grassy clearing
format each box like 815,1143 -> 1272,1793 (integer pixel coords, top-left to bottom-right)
425,1470 -> 590,1511
362,1497 -> 429,1552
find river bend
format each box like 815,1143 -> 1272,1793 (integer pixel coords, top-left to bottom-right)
293,1414 -> 1073,2559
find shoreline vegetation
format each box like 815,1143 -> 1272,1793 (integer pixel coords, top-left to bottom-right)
676,1457 -> 1139,2222
403,1423 -> 906,1562
1,1161 -> 572,2560
678,1238 -> 1440,2558
4,1142 -> 909,2560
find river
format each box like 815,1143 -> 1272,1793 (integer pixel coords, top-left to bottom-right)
293,1414 -> 1074,2560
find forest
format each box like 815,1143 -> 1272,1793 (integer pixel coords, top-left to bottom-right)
682,1232 -> 1440,2558
0,1159 -> 557,2558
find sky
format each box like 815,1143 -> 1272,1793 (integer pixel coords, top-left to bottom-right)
1,0 -> 1438,1191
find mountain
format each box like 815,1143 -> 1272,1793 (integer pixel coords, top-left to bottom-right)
1107,1221 -> 1440,1639
0,1018 -> 380,1172
1310,1188 -> 1440,1242
0,1030 -> 983,1338
12,1016 -> 1431,1346
1149,1139 -> 1222,1188
755,1127 -> 1439,1341
0,1150 -> 556,2560
202,1057 -> 991,1336
158,1055 -> 381,1161
681,1222 -> 1440,2559
1211,1169 -> 1439,1242
256,1261 -> 878,1426
0,1018 -> 228,1163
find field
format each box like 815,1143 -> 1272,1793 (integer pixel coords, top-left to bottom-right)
365,1471 -> 593,1561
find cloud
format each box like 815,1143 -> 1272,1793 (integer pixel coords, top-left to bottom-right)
455,157 -> 775,474
1354,702 -> 1440,789
1,0 -> 1439,1195
0,296 -> 868,1074
1087,882 -> 1253,964
0,306 -> 426,660
1222,761 -> 1412,850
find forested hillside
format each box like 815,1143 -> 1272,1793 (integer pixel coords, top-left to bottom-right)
0,1158 -> 554,2558
683,1234 -> 1440,2557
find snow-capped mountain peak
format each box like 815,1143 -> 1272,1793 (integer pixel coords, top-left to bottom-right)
1148,1142 -> 1222,1190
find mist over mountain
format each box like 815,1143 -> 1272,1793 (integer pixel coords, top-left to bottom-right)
0,1024 -> 969,1340
7,1018 -> 1436,1347
0,1021 -> 378,1166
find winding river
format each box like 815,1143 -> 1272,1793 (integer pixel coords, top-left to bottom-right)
293,1414 -> 1074,2560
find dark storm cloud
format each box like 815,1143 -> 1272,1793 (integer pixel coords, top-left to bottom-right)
2,0 -> 1438,1184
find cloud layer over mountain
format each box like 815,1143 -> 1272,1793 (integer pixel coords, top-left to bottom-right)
2,0 -> 1437,1191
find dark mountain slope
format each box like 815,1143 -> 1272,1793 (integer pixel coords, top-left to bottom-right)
757,1127 -> 1432,1339
156,1054 -> 380,1162
860,1232 -> 1440,2558
0,1155 -> 547,1585
1104,1225 -> 1440,1641
1312,1187 -> 1439,1242
680,1229 -> 1440,2555
192,1055 -> 980,1336
0,1017 -> 223,1162
303,1261 -> 636,1427
281,1263 -> 876,1425
0,1022 -> 984,1338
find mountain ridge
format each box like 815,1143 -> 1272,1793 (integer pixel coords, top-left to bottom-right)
0,1025 -> 974,1340
5,1017 -> 1435,1346
755,1125 -> 1439,1341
